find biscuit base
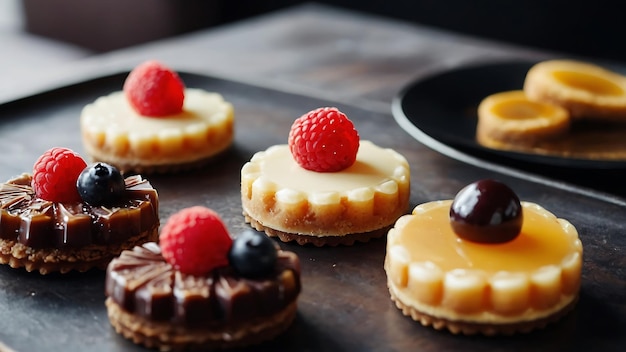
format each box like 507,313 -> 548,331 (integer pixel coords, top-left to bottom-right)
106,298 -> 297,351
86,147 -> 230,175
388,281 -> 578,336
0,228 -> 158,275
244,211 -> 389,246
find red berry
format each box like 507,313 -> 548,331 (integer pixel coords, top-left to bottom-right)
32,147 -> 88,203
159,206 -> 233,275
288,107 -> 360,172
123,60 -> 185,117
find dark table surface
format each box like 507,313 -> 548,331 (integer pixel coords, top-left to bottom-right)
0,3 -> 624,352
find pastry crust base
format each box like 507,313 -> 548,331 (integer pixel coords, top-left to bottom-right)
85,147 -> 231,175
388,279 -> 578,336
244,210 -> 389,246
106,298 -> 298,351
0,228 -> 158,274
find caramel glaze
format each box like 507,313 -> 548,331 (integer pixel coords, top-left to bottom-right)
106,243 -> 301,327
0,173 -> 158,248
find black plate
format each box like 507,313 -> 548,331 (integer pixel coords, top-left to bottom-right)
392,61 -> 626,170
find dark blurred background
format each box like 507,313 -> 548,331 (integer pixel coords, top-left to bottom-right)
18,0 -> 626,63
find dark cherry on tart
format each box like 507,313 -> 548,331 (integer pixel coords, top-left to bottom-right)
449,179 -> 523,243
0,147 -> 159,274
105,206 -> 301,351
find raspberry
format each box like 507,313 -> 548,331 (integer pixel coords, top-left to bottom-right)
32,147 -> 88,203
123,60 -> 185,117
288,107 -> 360,172
159,206 -> 233,275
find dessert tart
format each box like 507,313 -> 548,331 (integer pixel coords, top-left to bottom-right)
0,147 -> 159,274
81,60 -> 234,174
385,179 -> 583,335
524,59 -> 626,121
105,206 -> 301,350
476,90 -> 570,148
241,107 -> 410,246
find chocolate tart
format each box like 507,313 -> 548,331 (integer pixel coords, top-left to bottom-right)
105,242 -> 301,350
0,173 -> 159,274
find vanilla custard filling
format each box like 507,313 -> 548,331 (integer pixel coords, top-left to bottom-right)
81,89 -> 234,160
386,200 -> 582,321
242,141 -> 409,205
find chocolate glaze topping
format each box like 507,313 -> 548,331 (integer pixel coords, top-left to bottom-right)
0,173 -> 158,248
106,242 -> 301,327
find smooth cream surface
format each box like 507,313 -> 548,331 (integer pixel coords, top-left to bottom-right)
249,141 -> 409,194
81,88 -> 232,137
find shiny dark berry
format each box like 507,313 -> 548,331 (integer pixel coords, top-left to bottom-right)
76,163 -> 126,206
449,179 -> 522,243
228,229 -> 278,278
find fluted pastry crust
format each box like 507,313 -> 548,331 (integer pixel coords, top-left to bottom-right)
241,141 -> 410,246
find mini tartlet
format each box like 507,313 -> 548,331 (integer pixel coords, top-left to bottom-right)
105,206 -> 301,350
0,147 -> 159,274
241,107 -> 410,246
524,59 -> 626,121
476,90 -> 571,148
385,179 -> 582,335
81,60 -> 234,174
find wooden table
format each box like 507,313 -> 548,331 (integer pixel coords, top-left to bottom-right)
0,3 -> 624,352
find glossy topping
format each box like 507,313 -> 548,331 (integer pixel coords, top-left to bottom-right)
77,162 -> 126,206
490,93 -> 560,118
450,179 -> 522,243
81,88 -> 233,162
105,242 -> 301,326
288,107 -> 360,172
241,140 -> 410,235
123,60 -> 185,117
387,200 -> 582,318
552,69 -> 623,96
229,229 -> 278,278
160,206 -> 233,275
0,173 -> 158,248
32,147 -> 88,203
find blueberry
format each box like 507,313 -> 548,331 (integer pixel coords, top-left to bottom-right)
228,229 -> 278,278
449,179 -> 522,243
76,163 -> 126,206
